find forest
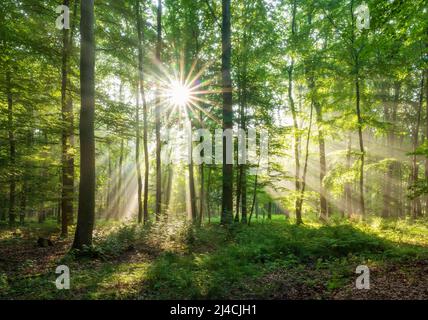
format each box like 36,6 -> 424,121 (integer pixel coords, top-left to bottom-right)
0,0 -> 427,300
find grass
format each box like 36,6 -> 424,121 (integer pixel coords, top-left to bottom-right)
0,215 -> 427,299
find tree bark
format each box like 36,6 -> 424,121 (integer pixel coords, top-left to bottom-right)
288,0 -> 302,224
7,69 -> 16,225
296,101 -> 314,219
221,0 -> 233,225
412,74 -> 424,219
155,0 -> 162,221
188,131 -> 198,222
61,0 -> 76,237
135,85 -> 143,223
314,101 -> 327,220
73,0 -> 96,249
425,69 -> 428,215
350,0 -> 365,217
135,0 -> 149,224
135,0 -> 148,224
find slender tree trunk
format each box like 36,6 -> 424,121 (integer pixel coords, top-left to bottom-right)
206,166 -> 212,224
135,85 -> 143,223
296,102 -> 314,218
106,149 -> 112,213
221,0 -> 233,225
383,82 -> 400,218
350,0 -> 365,217
241,163 -> 247,223
135,0 -> 148,223
355,74 -> 365,217
235,162 -> 242,222
115,139 -> 124,217
248,171 -> 258,225
314,101 -> 327,220
288,0 -> 301,224
6,69 -> 16,225
425,69 -> 428,214
165,166 -> 173,215
344,134 -> 352,217
19,179 -> 27,224
61,0 -> 76,237
412,74 -> 424,219
135,0 -> 149,224
188,136 -> 197,222
240,57 -> 248,224
73,0 -> 96,249
155,0 -> 162,221
382,83 -> 391,218
199,162 -> 204,226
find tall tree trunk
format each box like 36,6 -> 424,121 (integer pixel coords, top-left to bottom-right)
106,149 -> 112,213
61,0 -> 76,237
115,139 -> 124,217
199,162 -> 204,225
241,163 -> 247,223
240,48 -> 248,225
221,0 -> 233,225
188,132 -> 197,222
235,155 -> 242,222
6,69 -> 16,225
296,102 -> 314,218
248,170 -> 259,225
155,0 -> 162,221
383,82 -> 400,218
135,85 -> 143,223
288,0 -> 301,224
344,134 -> 352,217
206,166 -> 212,224
19,178 -> 28,224
73,0 -> 95,249
314,101 -> 328,220
355,73 -> 365,217
425,69 -> 428,214
165,166 -> 173,215
135,0 -> 149,224
412,74 -> 424,219
350,0 -> 365,217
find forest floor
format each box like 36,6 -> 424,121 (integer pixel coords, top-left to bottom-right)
0,215 -> 427,300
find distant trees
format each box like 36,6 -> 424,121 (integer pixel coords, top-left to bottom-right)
0,0 -> 427,233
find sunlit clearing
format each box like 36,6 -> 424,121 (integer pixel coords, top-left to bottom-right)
167,81 -> 191,107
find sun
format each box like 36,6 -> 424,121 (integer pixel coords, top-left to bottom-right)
167,81 -> 191,107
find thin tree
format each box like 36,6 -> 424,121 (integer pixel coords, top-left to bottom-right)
135,0 -> 149,224
288,0 -> 302,224
295,102 -> 314,217
350,0 -> 365,217
155,0 -> 162,220
135,84 -> 143,223
411,74 -> 424,219
221,0 -> 233,225
6,68 -> 16,225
